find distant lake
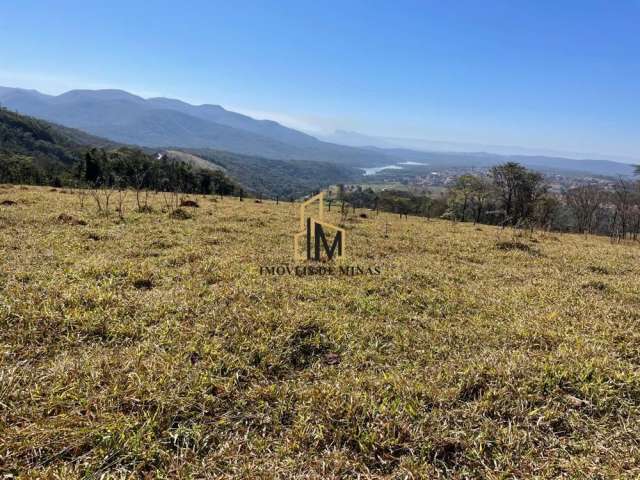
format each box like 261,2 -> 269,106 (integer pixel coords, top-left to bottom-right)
362,161 -> 428,176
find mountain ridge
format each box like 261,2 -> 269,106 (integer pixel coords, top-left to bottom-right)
1,86 -> 636,177
0,86 -> 394,168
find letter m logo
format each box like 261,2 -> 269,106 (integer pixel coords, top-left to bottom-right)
293,192 -> 346,261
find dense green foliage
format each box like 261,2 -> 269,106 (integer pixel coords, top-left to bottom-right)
446,163 -> 555,227
0,107 -> 240,195
189,148 -> 360,199
79,148 -> 240,195
338,185 -> 448,218
340,163 -> 553,226
342,162 -> 640,241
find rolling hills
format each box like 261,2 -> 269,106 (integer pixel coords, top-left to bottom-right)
3,86 -> 636,178
0,87 -> 394,167
0,107 -> 360,197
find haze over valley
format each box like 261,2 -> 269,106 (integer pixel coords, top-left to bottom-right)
1,85 -> 636,188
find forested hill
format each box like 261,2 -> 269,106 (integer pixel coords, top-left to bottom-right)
0,107 -> 99,167
0,107 -> 239,195
0,87 -> 395,168
0,108 -> 357,197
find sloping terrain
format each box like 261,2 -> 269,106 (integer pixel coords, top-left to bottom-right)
0,87 -> 393,167
0,108 -> 360,197
163,150 -> 227,173
1,187 -> 639,478
0,107 -> 92,168
186,148 -> 360,198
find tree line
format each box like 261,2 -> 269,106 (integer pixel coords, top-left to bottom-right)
0,146 -> 241,196
340,162 -> 640,241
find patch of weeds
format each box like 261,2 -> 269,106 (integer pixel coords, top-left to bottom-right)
588,265 -> 610,275
132,277 -> 154,290
431,438 -> 466,468
287,323 -> 333,369
582,280 -> 608,292
57,213 -> 87,225
170,208 -> 192,220
138,205 -> 155,213
496,240 -> 538,255
458,372 -> 491,402
150,239 -> 176,249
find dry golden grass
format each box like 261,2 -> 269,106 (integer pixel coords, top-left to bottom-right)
1,185 -> 640,478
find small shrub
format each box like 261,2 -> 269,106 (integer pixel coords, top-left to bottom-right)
496,241 -> 537,254
57,213 -> 87,225
588,265 -> 610,275
170,208 -> 192,220
132,278 -> 153,290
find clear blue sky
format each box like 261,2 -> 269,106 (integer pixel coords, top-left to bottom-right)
1,0 -> 638,160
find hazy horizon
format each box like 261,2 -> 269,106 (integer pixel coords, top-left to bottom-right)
1,0 -> 638,162
2,83 -> 637,165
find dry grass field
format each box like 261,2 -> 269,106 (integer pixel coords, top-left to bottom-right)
1,185 -> 640,478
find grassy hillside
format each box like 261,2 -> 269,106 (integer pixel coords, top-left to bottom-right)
1,187 -> 640,478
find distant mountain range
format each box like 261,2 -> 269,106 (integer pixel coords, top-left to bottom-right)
0,86 -> 636,178
0,87 -> 394,168
0,105 -> 358,197
363,147 -> 638,177
320,129 -> 640,164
